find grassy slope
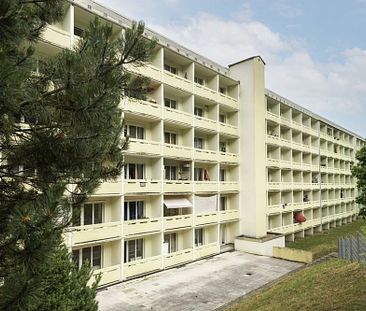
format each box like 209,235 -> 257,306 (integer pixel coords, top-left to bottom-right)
286,219 -> 366,259
226,259 -> 366,311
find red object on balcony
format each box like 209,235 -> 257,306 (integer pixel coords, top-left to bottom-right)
294,213 -> 306,223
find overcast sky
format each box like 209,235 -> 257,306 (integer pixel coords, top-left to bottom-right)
97,0 -> 366,137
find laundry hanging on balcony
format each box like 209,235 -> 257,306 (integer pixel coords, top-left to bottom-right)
195,194 -> 217,214
294,212 -> 306,223
204,169 -> 210,181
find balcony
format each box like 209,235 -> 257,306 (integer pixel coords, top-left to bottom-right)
267,182 -> 281,191
164,108 -> 193,125
267,158 -> 280,168
219,152 -> 239,164
127,63 -> 162,81
219,181 -> 239,192
266,111 -> 280,123
219,123 -> 239,137
218,93 -> 239,110
127,139 -> 161,156
90,264 -> 121,287
195,242 -> 219,259
164,71 -> 193,93
124,98 -> 161,119
266,134 -> 280,145
164,144 -> 193,159
194,83 -> 217,102
195,212 -> 218,226
281,182 -> 292,191
124,180 -> 161,194
194,116 -> 217,131
42,25 -> 70,48
70,222 -> 121,246
124,256 -> 162,278
195,181 -> 218,192
123,218 -> 161,236
219,209 -> 239,222
194,149 -> 218,162
164,215 -> 193,230
94,181 -> 121,196
280,116 -> 291,127
164,180 -> 193,193
164,249 -> 193,268
292,121 -> 302,131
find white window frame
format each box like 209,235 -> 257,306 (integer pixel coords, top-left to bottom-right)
164,63 -> 177,75
194,167 -> 203,181
220,196 -> 227,211
195,228 -> 204,246
124,239 -> 144,262
72,245 -> 102,270
165,165 -> 177,180
73,202 -> 104,226
194,137 -> 204,149
124,163 -> 145,180
194,106 -> 203,117
124,124 -> 145,140
219,113 -> 226,123
164,232 -> 178,254
164,97 -> 177,109
124,200 -> 145,221
164,131 -> 177,145
219,169 -> 226,182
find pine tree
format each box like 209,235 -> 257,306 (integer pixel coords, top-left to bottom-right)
352,147 -> 366,217
0,0 -> 155,309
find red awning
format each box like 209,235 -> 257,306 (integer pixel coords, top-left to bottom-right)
294,213 -> 306,223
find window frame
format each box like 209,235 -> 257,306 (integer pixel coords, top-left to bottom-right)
164,131 -> 177,145
194,137 -> 204,149
72,245 -> 102,270
124,163 -> 145,180
124,200 -> 145,221
164,97 -> 177,109
195,228 -> 204,246
164,232 -> 178,254
124,239 -> 144,263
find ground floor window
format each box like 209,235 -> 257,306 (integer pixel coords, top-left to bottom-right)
164,233 -> 177,253
72,245 -> 102,270
124,239 -> 144,263
195,228 -> 204,246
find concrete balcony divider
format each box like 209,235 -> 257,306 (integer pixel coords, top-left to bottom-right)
42,25 -> 70,48
124,98 -> 162,119
124,180 -> 161,194
164,249 -> 193,268
219,123 -> 239,137
164,180 -> 193,193
195,242 -> 219,259
194,149 -> 218,162
194,83 -> 217,102
164,71 -> 193,92
124,256 -> 162,279
90,264 -> 121,287
164,215 -> 193,230
195,212 -> 218,226
219,209 -> 240,222
195,181 -> 218,192
164,108 -> 193,125
219,93 -> 239,110
71,222 -> 121,246
94,181 -> 121,196
123,218 -> 161,236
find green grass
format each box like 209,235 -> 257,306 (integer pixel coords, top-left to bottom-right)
226,259 -> 366,311
286,219 -> 366,259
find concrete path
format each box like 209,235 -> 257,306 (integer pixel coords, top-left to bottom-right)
97,251 -> 303,311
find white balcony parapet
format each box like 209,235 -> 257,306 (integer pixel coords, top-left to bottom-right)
219,152 -> 239,164
128,139 -> 161,156
194,115 -> 217,131
164,71 -> 193,92
218,92 -> 238,110
93,181 -> 121,196
194,83 -> 217,102
164,144 -> 193,159
195,181 -> 218,192
124,179 -> 161,194
219,209 -> 239,222
89,264 -> 121,287
123,217 -> 161,236
219,181 -> 239,192
195,242 -> 219,259
194,148 -> 218,162
195,212 -> 218,225
124,256 -> 162,278
42,25 -> 71,48
164,249 -> 193,268
164,215 -> 193,230
164,180 -> 193,193
124,97 -> 161,119
219,122 -> 239,137
164,107 -> 193,125
127,63 -> 162,81
70,222 -> 121,246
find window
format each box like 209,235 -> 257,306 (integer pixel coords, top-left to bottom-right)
124,239 -> 144,262
164,97 -> 177,109
72,245 -> 102,270
73,202 -> 103,226
219,142 -> 227,152
124,201 -> 144,221
220,196 -> 227,211
124,125 -> 144,139
194,137 -> 203,149
164,64 -> 177,75
124,163 -> 144,179
194,76 -> 204,85
195,228 -> 204,246
219,114 -> 226,123
164,132 -> 177,145
164,233 -> 177,253
74,26 -> 84,37
165,165 -> 177,180
194,107 -> 203,117
219,169 -> 226,182
194,168 -> 203,181
219,87 -> 226,94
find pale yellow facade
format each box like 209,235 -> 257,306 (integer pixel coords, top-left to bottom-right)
37,0 -> 366,286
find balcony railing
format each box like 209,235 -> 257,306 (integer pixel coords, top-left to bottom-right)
219,209 -> 239,222
164,249 -> 193,268
128,139 -> 161,156
218,92 -> 239,110
219,152 -> 239,164
194,148 -> 218,162
94,181 -> 121,196
124,179 -> 161,194
70,222 -> 121,246
194,83 -> 217,102
195,242 -> 219,259
42,25 -> 71,48
219,122 -> 238,137
127,63 -> 162,81
164,71 -> 193,92
219,181 -> 239,192
164,215 -> 193,230
123,217 -> 161,236
89,264 -> 121,287
164,180 -> 193,193
124,256 -> 162,278
164,107 -> 193,125
194,115 -> 217,131
124,97 -> 161,119
195,212 -> 218,225
164,144 -> 193,159
195,181 -> 218,192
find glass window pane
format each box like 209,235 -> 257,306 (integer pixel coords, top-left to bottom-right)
94,203 -> 103,224
72,250 -> 80,268
129,126 -> 136,138
124,241 -> 127,263
82,247 -> 92,266
164,132 -> 170,144
171,167 -> 177,180
136,239 -> 143,259
164,98 -> 170,108
171,134 -> 177,145
83,204 -> 92,225
137,127 -> 144,140
171,233 -> 177,253
129,164 -> 135,179
137,164 -> 144,179
72,207 -> 81,227
128,240 -> 136,261
92,246 -> 101,269
171,100 -> 177,109
137,202 -> 144,219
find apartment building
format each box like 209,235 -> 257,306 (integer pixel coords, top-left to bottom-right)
38,0 -> 365,287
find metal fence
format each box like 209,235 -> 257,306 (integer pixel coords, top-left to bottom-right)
338,231 -> 366,263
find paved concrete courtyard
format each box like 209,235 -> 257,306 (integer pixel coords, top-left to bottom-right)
97,251 -> 303,311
